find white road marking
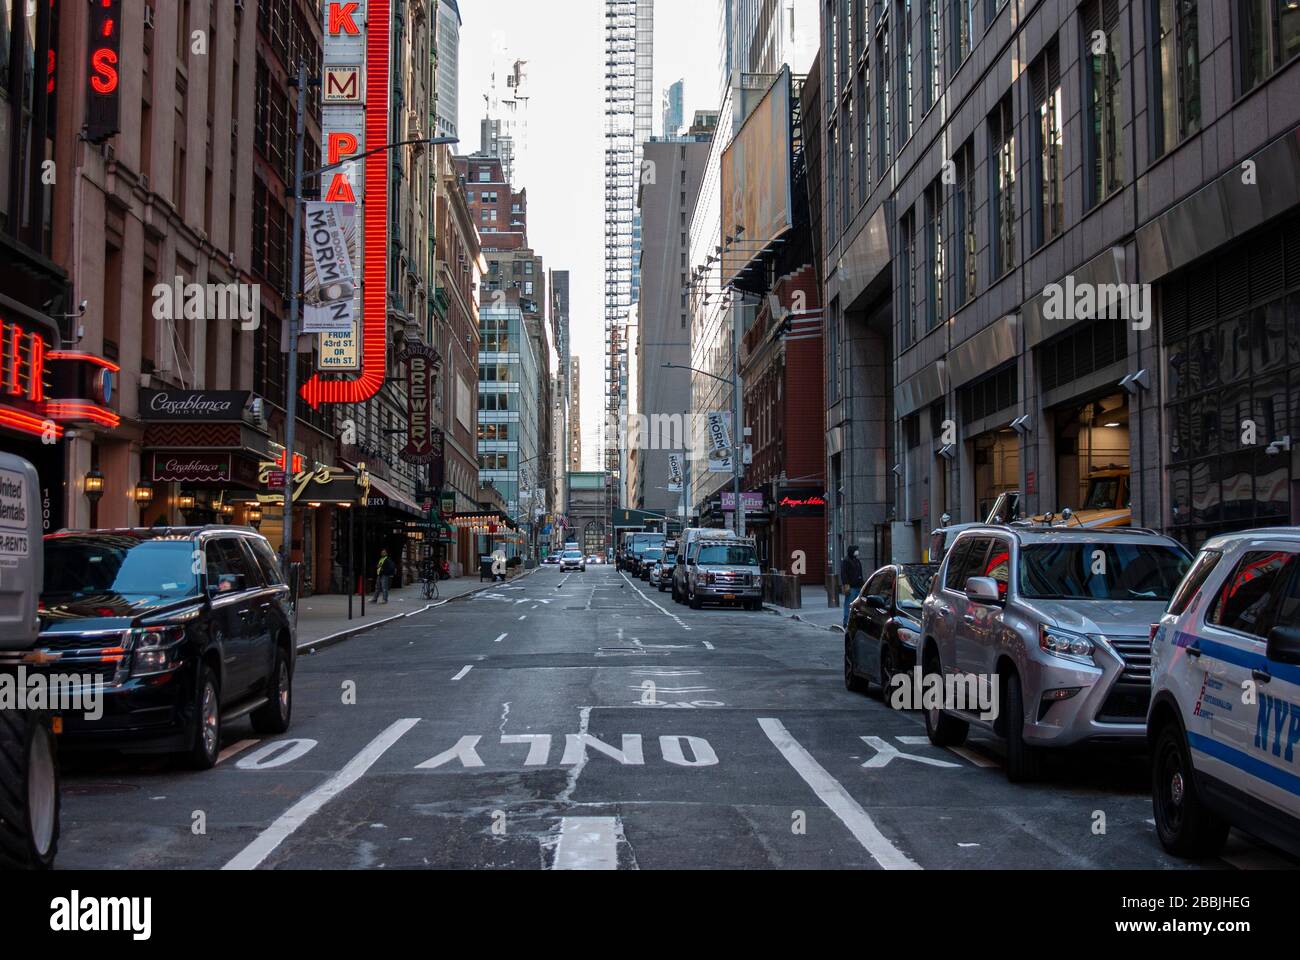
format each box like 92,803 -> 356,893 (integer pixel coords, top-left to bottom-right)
518,614 -> 527,621
452,665 -> 473,681
494,633 -> 508,643
619,572 -> 692,632
236,738 -> 319,770
946,745 -> 1000,769
758,717 -> 921,870
553,816 -> 620,870
223,718 -> 420,870
860,736 -> 961,769
217,739 -> 260,765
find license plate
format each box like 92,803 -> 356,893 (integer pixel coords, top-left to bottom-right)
722,594 -> 736,601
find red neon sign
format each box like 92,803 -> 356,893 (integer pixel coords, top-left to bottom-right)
301,0 -> 389,409
85,0 -> 122,143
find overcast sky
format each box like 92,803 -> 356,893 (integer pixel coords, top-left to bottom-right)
459,0 -> 720,470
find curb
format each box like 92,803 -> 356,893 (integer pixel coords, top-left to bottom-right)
296,567 -> 538,654
762,603 -> 844,633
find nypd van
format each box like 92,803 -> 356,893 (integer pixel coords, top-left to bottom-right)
1147,528 -> 1300,858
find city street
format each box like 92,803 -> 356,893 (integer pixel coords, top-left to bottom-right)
52,566 -> 1296,871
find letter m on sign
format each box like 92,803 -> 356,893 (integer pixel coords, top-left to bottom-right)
327,2 -> 362,35
325,67 -> 359,102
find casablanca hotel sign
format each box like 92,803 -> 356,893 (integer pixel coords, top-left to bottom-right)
301,0 -> 391,408
140,389 -> 250,422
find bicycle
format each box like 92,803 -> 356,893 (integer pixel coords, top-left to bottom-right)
420,571 -> 440,601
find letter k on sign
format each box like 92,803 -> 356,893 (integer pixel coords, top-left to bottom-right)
328,2 -> 361,35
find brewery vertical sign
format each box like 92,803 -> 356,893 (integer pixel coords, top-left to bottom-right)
86,0 -> 123,144
301,0 -> 391,407
397,344 -> 440,467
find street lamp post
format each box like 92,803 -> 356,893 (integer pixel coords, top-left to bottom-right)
279,59 -> 458,569
662,360 -> 745,538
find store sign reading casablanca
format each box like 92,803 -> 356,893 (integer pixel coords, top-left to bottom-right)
303,0 -> 390,403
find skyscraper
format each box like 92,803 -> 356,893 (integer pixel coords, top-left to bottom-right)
662,79 -> 684,138
481,52 -> 529,185
435,0 -> 462,141
602,0 -> 653,485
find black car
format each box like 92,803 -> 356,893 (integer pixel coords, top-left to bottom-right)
37,527 -> 296,769
844,563 -> 938,700
638,547 -> 664,580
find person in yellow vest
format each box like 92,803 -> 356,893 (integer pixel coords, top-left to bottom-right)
373,549 -> 397,604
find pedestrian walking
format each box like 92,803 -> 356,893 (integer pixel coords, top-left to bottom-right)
373,549 -> 396,604
840,545 -> 865,630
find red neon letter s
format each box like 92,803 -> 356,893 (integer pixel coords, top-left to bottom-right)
90,48 -> 118,94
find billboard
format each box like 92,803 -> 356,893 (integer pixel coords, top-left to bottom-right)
720,67 -> 793,285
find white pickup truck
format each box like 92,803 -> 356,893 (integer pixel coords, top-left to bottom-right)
0,452 -> 59,869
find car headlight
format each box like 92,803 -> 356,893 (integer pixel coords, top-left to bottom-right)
127,625 -> 185,678
896,626 -> 920,649
1039,625 -> 1095,665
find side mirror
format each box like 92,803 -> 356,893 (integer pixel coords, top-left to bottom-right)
965,576 -> 1002,604
1266,624 -> 1300,666
864,594 -> 889,610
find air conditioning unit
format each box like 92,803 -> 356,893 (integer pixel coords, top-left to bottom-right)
143,4 -> 155,29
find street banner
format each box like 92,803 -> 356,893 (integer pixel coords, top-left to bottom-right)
667,454 -> 682,484
303,202 -> 357,334
707,456 -> 733,473
705,411 -> 732,453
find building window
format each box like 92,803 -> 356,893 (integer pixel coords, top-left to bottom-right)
828,297 -> 842,404
989,95 -> 1016,278
898,207 -> 918,348
926,179 -> 944,331
1151,0 -> 1201,157
1029,39 -> 1064,247
876,29 -> 891,178
950,0 -> 973,70
923,0 -> 942,112
856,64 -> 871,201
896,0 -> 913,144
985,0 -> 1008,27
841,95 -> 853,228
827,121 -> 839,244
954,138 -> 977,304
1083,0 -> 1124,209
1240,0 -> 1300,93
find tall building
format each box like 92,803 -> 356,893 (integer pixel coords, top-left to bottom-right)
480,54 -> 529,186
569,358 -> 583,473
550,270 -> 572,517
663,79 -> 685,138
635,136 -> 712,517
602,0 -> 654,485
435,0 -> 462,141
812,1 -> 1300,581
456,154 -> 549,557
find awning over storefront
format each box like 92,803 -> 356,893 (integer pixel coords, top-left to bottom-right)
365,474 -> 424,517
449,510 -> 518,532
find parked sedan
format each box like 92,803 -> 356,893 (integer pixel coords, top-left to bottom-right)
650,554 -> 677,591
844,563 -> 938,698
639,547 -> 664,581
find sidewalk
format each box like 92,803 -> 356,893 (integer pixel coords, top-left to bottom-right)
294,571 -> 529,651
763,584 -> 844,633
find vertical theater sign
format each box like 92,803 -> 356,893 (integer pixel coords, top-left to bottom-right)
301,1 -> 390,407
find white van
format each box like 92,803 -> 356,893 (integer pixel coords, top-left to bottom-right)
0,452 -> 59,868
1148,527 -> 1300,858
670,527 -> 736,603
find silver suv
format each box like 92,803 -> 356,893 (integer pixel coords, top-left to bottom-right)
686,537 -> 762,610
919,525 -> 1192,781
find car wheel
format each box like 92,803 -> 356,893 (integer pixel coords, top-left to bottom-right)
658,583 -> 666,592
843,637 -> 869,693
879,644 -> 897,705
1004,673 -> 1045,783
251,644 -> 293,735
185,664 -> 222,770
1152,721 -> 1230,857
0,709 -> 59,869
689,589 -> 702,610
922,651 -> 968,747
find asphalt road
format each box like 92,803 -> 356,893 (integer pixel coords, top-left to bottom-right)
54,565 -> 1298,870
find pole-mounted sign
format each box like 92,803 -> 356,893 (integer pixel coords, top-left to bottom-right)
86,0 -> 122,144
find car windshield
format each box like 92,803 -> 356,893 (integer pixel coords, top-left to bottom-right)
896,566 -> 937,609
697,544 -> 757,566
564,551 -> 582,559
643,548 -> 663,560
1084,478 -> 1126,510
44,536 -> 200,600
1017,543 -> 1190,601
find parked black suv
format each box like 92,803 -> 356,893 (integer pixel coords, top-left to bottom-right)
37,526 -> 296,769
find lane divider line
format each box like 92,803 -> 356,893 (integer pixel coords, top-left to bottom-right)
619,571 -> 692,633
223,717 -> 421,871
758,717 -> 921,871
494,633 -> 508,643
452,665 -> 473,681
552,816 -> 621,870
